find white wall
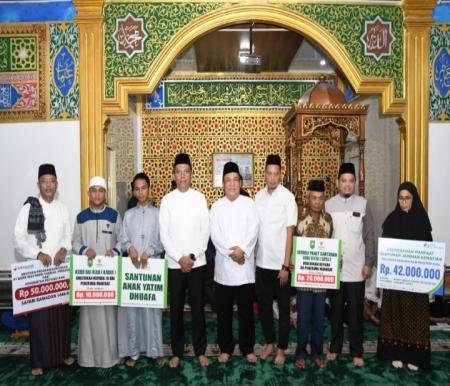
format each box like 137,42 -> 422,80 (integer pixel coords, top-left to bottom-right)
0,120 -> 81,270
429,122 -> 450,265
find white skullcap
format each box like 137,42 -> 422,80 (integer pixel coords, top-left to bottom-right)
89,176 -> 107,190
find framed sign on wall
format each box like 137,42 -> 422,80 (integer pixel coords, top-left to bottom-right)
212,153 -> 254,188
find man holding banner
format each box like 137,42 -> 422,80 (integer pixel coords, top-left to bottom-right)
325,163 -> 375,367
14,164 -> 73,376
72,176 -> 122,368
118,172 -> 165,367
295,180 -> 333,369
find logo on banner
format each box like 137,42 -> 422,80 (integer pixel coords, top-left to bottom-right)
310,240 -> 315,250
360,16 -> 395,61
113,13 -> 148,58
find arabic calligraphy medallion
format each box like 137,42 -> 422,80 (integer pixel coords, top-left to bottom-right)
53,45 -> 75,97
113,13 -> 148,59
433,47 -> 450,98
360,16 -> 395,61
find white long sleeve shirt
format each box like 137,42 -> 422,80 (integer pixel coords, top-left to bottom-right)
159,188 -> 209,269
210,195 -> 259,286
255,184 -> 298,269
14,197 -> 72,260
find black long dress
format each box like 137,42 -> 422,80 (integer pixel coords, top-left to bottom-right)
376,182 -> 432,370
28,304 -> 72,369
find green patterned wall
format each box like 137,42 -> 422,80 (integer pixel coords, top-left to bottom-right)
285,3 -> 404,99
104,2 -> 404,101
104,2 -> 224,98
429,24 -> 450,121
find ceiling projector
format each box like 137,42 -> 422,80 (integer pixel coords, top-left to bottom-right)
239,52 -> 262,66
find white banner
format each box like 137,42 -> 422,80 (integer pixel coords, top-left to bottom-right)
69,255 -> 119,306
377,238 -> 445,294
11,259 -> 69,316
291,236 -> 341,289
119,257 -> 168,308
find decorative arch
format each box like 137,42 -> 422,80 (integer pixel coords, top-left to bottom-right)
102,4 -> 405,116
75,0 -> 432,208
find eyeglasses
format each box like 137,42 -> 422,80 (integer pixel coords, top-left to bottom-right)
398,196 -> 412,202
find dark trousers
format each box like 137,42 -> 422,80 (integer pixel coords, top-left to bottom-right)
204,239 -> 216,311
296,291 -> 326,360
255,267 -> 291,350
328,281 -> 365,358
215,282 -> 255,356
169,266 -> 207,357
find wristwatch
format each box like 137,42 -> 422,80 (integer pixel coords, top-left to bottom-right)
282,264 -> 290,272
189,253 -> 196,261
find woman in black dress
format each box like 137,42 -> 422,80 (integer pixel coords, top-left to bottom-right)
377,181 -> 433,371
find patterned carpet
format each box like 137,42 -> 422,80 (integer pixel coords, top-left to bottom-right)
1,312 -> 450,385
1,353 -> 450,385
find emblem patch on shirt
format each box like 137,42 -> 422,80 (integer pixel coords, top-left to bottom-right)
352,212 -> 361,217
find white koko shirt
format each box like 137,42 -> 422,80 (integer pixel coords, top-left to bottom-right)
210,194 -> 259,286
159,188 -> 210,269
255,184 -> 298,270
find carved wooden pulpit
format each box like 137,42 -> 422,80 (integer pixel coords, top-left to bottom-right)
283,77 -> 368,207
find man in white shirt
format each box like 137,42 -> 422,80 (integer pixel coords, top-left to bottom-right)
255,154 -> 298,365
210,162 -> 259,364
325,162 -> 375,367
159,153 -> 210,368
14,164 -> 73,376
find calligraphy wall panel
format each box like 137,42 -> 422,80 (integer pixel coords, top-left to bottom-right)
146,81 -> 315,109
104,2 -> 224,99
429,24 -> 450,121
50,23 -> 79,119
285,4 -> 404,99
104,2 -> 404,102
141,109 -> 286,207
